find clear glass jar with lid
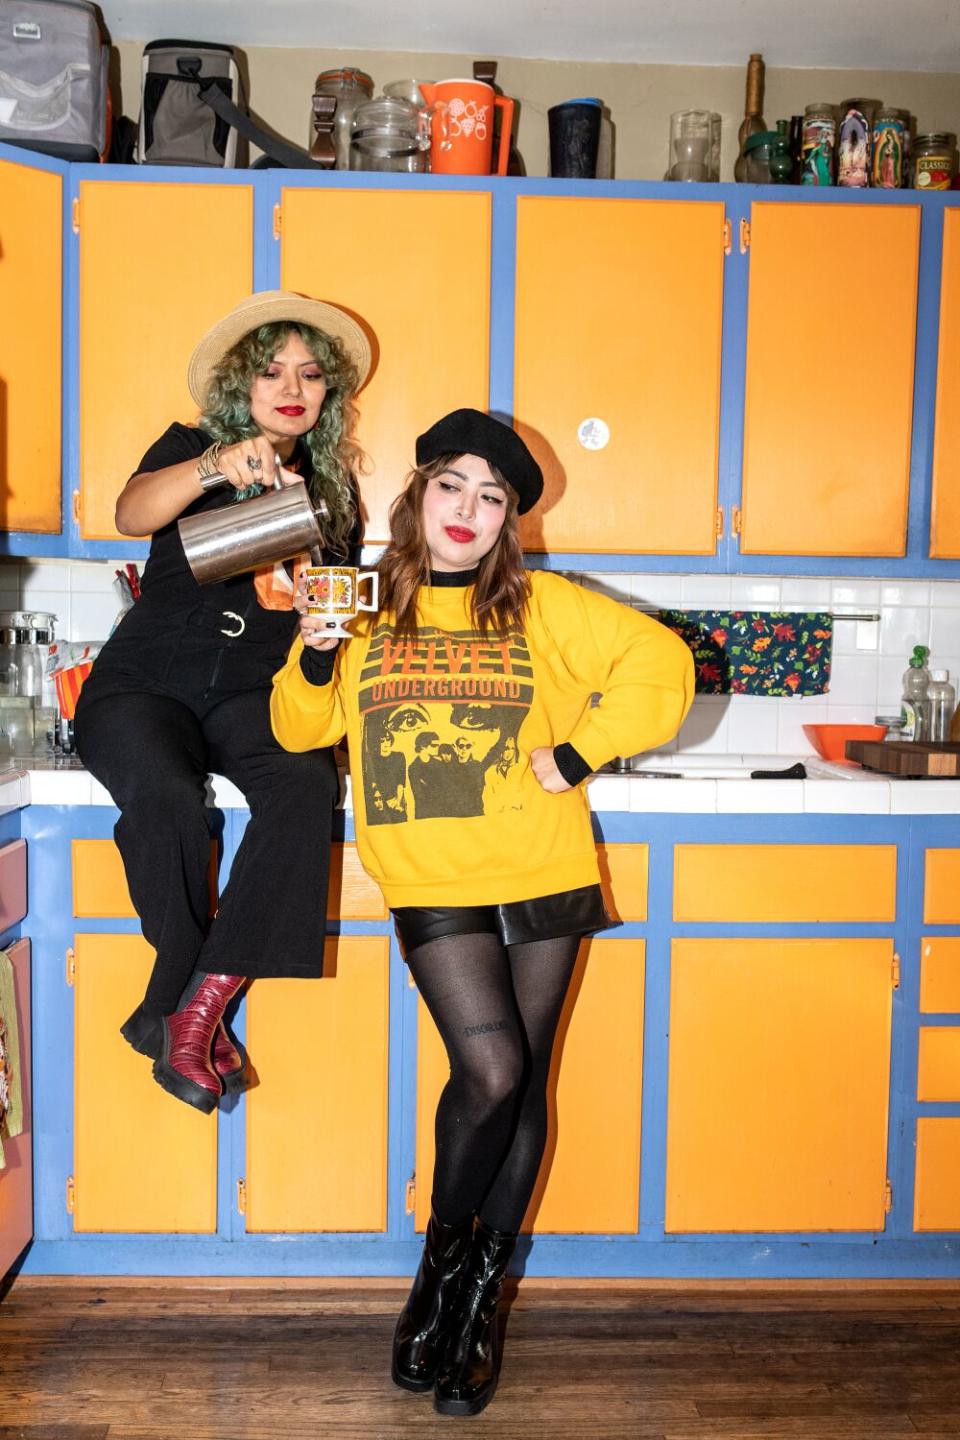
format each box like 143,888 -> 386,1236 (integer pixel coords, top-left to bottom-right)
912,133 -> 958,190
313,68 -> 374,170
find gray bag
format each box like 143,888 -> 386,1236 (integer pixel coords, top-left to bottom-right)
139,40 -> 245,167
0,0 -> 108,160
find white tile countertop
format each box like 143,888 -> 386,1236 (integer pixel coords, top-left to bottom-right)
4,754 -> 960,815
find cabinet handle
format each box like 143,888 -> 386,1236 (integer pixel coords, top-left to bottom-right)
66,1176 -> 76,1214
739,218 -> 751,254
236,1178 -> 248,1215
405,1176 -> 416,1214
731,505 -> 742,537
715,506 -> 724,539
72,490 -> 81,527
722,218 -> 732,256
71,197 -> 80,234
272,204 -> 282,241
65,946 -> 75,986
892,952 -> 901,989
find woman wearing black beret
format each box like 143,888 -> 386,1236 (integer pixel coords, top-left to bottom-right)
272,408 -> 693,1415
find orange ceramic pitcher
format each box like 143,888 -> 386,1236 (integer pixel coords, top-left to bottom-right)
419,79 -> 515,175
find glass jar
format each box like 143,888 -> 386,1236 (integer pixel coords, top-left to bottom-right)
913,133 -> 958,190
837,99 -> 873,187
872,108 -> 905,188
665,109 -> 714,182
0,696 -> 33,757
383,78 -> 430,109
349,97 -> 431,174
313,67 -> 374,170
801,104 -> 836,184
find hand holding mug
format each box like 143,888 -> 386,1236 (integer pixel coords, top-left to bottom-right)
301,565 -> 379,641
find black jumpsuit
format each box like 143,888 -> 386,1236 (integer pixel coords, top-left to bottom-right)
75,423 -> 349,1018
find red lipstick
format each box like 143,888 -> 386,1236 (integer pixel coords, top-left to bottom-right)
276,405 -> 305,416
445,526 -> 475,543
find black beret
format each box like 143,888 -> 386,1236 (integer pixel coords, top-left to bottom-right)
415,409 -> 543,515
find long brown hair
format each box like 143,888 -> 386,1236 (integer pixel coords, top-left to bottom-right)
377,455 -> 531,639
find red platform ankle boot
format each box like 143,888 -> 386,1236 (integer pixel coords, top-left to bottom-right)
212,1020 -> 250,1095
153,973 -> 245,1113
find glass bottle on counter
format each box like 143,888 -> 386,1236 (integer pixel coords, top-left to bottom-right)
900,644 -> 931,742
927,670 -> 956,744
733,53 -> 766,182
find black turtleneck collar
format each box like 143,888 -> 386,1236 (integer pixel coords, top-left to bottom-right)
428,567 -> 479,588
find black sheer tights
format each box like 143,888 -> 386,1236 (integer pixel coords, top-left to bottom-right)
406,930 -> 581,1234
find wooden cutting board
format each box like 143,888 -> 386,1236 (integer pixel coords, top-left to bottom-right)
845,739 -> 960,776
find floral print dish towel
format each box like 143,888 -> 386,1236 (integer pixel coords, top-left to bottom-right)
657,611 -> 833,696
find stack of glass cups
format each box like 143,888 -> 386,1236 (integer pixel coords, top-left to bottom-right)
665,110 -> 721,181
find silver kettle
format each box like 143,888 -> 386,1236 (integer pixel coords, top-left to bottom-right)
178,462 -> 329,585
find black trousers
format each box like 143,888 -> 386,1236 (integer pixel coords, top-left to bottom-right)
75,685 -> 337,1016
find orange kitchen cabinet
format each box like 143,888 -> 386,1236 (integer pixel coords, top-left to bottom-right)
921,937 -> 960,1013
924,848 -> 960,924
245,936 -> 389,1232
0,939 -> 32,1277
915,1117 -> 960,1230
414,938 -> 645,1234
596,843 -> 648,922
930,209 -> 960,556
78,180 -> 254,540
514,197 -> 725,555
666,937 -> 894,1232
917,1027 -> 960,1101
280,189 -> 491,543
72,934 -> 217,1233
740,201 -> 920,556
674,843 -> 897,923
72,837 -> 218,919
327,842 -> 389,921
0,159 -> 62,533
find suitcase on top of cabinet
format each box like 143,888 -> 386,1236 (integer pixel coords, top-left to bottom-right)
0,0 -> 109,161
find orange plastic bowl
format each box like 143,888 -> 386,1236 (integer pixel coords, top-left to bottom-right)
802,723 -> 887,762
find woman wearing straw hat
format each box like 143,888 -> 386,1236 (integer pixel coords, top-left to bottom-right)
75,290 -> 371,1114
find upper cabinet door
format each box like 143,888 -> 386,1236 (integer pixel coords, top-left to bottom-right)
0,160 -> 62,533
78,181 -> 254,541
740,201 -> 920,557
514,197 -> 725,555
930,208 -> 960,558
280,188 -> 491,543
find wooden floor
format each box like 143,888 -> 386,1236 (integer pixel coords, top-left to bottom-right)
1,1279 -> 960,1438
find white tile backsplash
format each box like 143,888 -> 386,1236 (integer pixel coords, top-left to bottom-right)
7,561 -> 960,757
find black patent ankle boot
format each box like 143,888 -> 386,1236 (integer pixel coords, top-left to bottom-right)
433,1220 -> 517,1416
392,1210 -> 475,1392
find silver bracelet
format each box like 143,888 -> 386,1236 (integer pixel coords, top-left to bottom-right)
196,441 -> 223,480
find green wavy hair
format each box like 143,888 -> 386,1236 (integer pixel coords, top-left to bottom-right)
199,321 -> 364,556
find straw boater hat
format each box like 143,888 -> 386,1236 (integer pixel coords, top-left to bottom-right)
187,290 -> 372,407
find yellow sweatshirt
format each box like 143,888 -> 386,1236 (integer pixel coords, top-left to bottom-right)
271,571 -> 693,908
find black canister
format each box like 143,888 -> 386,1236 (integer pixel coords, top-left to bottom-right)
548,100 -> 602,178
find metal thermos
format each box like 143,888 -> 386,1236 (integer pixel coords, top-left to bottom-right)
178,467 -> 330,585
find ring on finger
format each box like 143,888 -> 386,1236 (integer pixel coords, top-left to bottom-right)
246,455 -> 264,473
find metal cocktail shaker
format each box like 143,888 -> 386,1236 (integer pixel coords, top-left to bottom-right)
178,468 -> 330,585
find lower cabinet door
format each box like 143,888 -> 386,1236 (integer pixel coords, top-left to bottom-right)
665,937 -> 894,1232
72,934 -> 218,1233
414,938 -> 645,1234
0,939 -> 32,1275
244,936 -> 390,1232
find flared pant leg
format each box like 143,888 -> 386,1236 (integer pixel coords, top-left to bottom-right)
197,687 -> 338,980
75,690 -> 213,1016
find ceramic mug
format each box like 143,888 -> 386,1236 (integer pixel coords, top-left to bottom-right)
305,565 -> 379,638
419,79 -> 514,176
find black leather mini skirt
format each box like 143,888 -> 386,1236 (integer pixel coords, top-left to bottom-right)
392,883 -> 612,957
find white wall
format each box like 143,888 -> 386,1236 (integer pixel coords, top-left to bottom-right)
5,556 -> 960,759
